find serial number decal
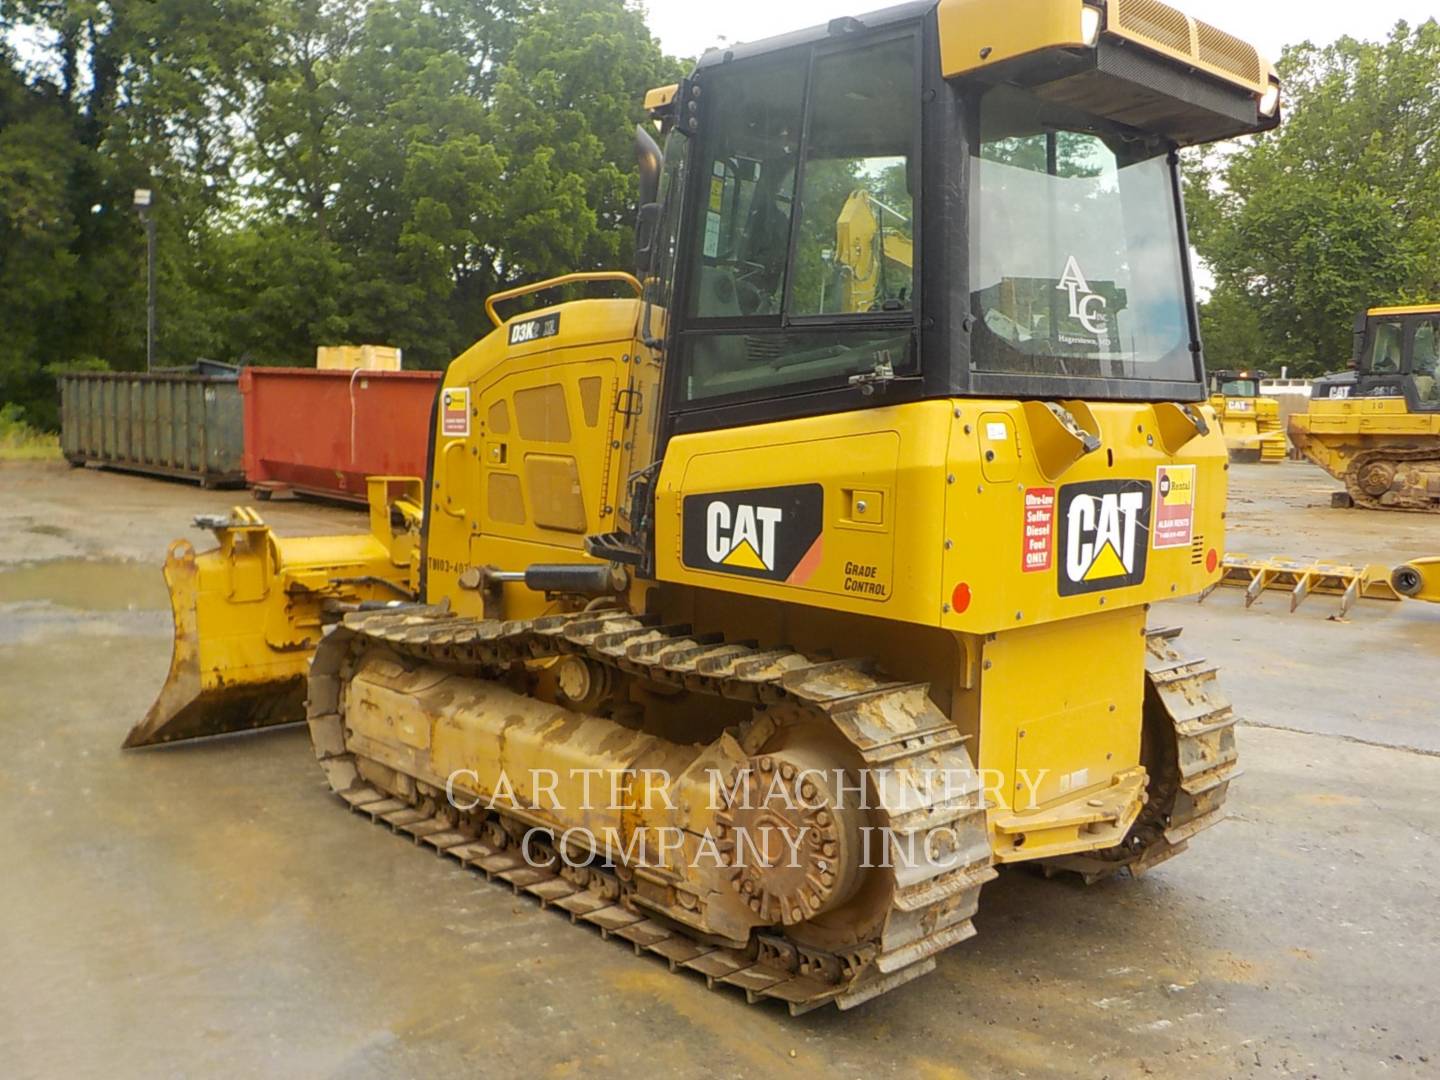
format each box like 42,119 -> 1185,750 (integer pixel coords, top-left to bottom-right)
427,557 -> 470,575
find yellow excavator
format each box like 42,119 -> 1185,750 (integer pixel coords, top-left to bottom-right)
833,188 -> 915,314
1290,304 -> 1440,510
127,0 -> 1280,1012
1207,369 -> 1286,463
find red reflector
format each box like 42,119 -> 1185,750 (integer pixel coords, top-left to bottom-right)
1206,549 -> 1219,573
952,582 -> 972,613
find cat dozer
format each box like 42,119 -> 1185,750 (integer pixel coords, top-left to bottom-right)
1290,305 -> 1440,510
1208,370 -> 1286,463
128,0 -> 1279,1011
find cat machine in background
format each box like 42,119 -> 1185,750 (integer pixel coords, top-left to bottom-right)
1291,305 -> 1440,510
1208,370 -> 1286,463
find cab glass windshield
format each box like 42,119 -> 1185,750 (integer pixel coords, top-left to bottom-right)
969,86 -> 1194,382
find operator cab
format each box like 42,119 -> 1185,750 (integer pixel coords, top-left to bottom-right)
1313,307 -> 1440,409
636,0 -> 1283,439
1210,370 -> 1267,399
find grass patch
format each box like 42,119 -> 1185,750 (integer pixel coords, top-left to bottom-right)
0,403 -> 61,461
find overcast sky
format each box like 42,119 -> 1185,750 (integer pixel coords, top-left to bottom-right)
643,0 -> 1435,63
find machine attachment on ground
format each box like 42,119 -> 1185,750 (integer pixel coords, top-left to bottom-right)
1203,554 -> 1440,617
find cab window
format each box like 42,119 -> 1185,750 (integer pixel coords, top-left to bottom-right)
790,38 -> 916,317
679,34 -> 919,406
1368,320 -> 1403,374
969,86 -> 1192,381
686,63 -> 804,320
1412,317 -> 1440,403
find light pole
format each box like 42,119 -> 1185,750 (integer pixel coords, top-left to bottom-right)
134,188 -> 156,372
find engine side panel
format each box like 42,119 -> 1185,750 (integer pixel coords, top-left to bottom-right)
425,297 -> 646,619
653,399 -> 1228,633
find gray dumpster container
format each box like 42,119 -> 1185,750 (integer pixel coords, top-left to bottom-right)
58,365 -> 245,487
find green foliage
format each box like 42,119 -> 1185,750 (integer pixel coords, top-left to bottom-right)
0,402 -> 60,460
1187,20 -> 1440,376
0,0 -> 685,425
1197,285 -> 1273,372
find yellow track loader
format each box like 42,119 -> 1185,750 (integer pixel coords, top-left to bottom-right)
1290,305 -> 1440,510
127,0 -> 1280,1012
1208,369 -> 1286,463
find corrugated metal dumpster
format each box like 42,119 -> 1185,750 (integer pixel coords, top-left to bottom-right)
58,364 -> 246,487
241,367 -> 440,504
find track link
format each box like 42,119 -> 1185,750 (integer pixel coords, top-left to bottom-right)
307,605 -> 997,1013
1344,447 -> 1440,512
1040,627 -> 1241,883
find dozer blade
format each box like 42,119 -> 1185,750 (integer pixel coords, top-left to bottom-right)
124,538 -> 313,748
126,479 -> 423,749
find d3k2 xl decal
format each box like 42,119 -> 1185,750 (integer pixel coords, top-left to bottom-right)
1057,479 -> 1153,596
682,484 -> 824,583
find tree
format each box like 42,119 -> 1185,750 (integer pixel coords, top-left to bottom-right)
0,51 -> 84,427
0,0 -> 687,424
487,0 -> 686,284
1187,20 -> 1440,376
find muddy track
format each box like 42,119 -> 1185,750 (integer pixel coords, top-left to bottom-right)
1344,447 -> 1440,512
305,608 -> 1233,1011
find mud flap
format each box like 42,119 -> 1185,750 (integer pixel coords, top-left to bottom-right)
123,539 -> 311,748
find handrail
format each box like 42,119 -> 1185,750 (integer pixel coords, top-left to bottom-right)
484,271 -> 644,328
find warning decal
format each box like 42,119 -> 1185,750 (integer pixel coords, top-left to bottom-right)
1153,465 -> 1196,550
1022,487 -> 1055,573
441,387 -> 470,438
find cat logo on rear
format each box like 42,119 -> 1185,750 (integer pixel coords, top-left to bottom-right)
682,484 -> 823,584
1057,480 -> 1153,596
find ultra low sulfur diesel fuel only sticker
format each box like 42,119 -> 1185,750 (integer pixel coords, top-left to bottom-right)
1022,487 -> 1056,573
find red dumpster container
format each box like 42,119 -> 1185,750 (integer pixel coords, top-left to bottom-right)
241,366 -> 441,504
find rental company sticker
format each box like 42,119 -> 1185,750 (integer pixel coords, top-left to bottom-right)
1153,465 -> 1196,549
441,387 -> 470,438
1022,486 -> 1056,573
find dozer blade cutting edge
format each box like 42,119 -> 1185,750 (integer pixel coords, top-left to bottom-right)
125,478 -> 423,749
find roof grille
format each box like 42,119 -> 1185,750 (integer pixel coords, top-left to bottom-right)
1196,21 -> 1262,84
1114,0 -> 1191,54
1112,0 -> 1265,91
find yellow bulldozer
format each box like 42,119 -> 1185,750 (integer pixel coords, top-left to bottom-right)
126,0 -> 1280,1012
1290,305 -> 1440,510
1207,369 -> 1286,463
